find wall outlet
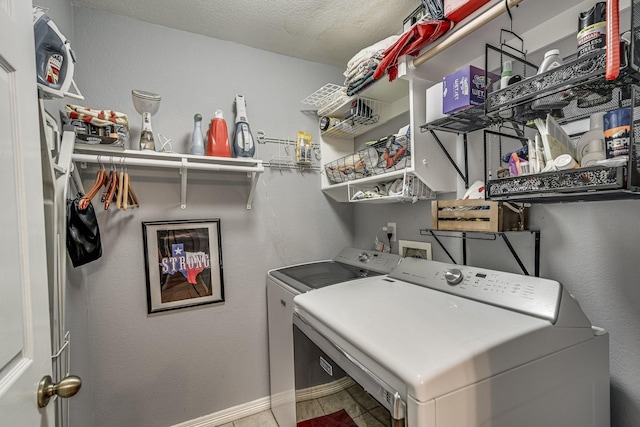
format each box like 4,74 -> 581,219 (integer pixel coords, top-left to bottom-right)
387,222 -> 396,242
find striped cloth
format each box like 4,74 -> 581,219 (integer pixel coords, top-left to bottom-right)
65,104 -> 129,129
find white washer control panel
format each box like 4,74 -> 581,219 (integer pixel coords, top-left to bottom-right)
389,258 -> 562,322
334,248 -> 401,273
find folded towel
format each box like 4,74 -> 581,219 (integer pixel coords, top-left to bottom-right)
347,72 -> 376,96
345,35 -> 400,76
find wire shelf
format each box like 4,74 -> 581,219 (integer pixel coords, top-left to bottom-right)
301,83 -> 353,117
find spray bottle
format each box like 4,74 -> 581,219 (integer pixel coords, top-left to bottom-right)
206,110 -> 231,157
190,114 -> 205,155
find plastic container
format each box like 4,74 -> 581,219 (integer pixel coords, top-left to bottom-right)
296,131 -> 312,164
538,49 -> 562,74
577,2 -> 606,58
190,114 -> 204,155
206,110 -> 231,157
575,112 -> 606,162
500,60 -> 513,89
554,153 -> 578,170
581,139 -> 606,167
604,108 -> 631,158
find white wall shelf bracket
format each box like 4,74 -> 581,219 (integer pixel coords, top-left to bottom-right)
180,157 -> 188,209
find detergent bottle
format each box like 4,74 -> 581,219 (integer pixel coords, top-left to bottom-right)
206,110 -> 231,157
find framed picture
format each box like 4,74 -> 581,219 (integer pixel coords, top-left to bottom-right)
398,240 -> 432,260
142,219 -> 224,313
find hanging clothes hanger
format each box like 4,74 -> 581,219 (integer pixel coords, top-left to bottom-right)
127,174 -> 140,208
78,156 -> 107,210
116,158 -> 125,210
121,160 -> 140,210
101,158 -> 118,209
103,167 -> 119,210
122,168 -> 130,211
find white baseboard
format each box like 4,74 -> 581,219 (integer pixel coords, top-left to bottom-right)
170,396 -> 272,427
295,377 -> 354,402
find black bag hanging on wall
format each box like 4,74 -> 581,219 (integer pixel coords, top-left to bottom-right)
67,193 -> 102,267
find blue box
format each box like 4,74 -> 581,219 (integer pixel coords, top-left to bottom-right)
442,65 -> 497,114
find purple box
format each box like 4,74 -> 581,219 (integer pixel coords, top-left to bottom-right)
442,65 -> 498,114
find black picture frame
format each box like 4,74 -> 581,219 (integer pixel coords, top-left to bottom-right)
142,219 -> 224,313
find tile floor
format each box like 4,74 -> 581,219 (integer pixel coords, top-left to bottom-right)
217,409 -> 279,427
296,384 -> 389,427
219,382 -> 390,427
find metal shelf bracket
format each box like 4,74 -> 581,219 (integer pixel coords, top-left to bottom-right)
419,228 -> 540,276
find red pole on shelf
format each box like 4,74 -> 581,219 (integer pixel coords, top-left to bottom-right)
606,0 -> 620,81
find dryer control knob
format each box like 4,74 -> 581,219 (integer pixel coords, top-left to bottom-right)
445,268 -> 464,285
358,252 -> 370,262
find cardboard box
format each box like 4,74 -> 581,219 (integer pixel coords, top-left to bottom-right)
444,0 -> 491,23
442,65 -> 498,114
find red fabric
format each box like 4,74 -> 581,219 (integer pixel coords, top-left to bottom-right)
444,0 -> 490,23
297,409 -> 357,427
373,20 -> 453,82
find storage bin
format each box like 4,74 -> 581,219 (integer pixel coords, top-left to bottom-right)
431,199 -> 528,232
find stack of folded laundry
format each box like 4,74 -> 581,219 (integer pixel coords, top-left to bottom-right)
343,35 -> 400,96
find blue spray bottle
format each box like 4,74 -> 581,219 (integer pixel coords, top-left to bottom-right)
232,95 -> 255,157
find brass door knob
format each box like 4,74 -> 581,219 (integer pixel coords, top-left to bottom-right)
37,375 -> 82,408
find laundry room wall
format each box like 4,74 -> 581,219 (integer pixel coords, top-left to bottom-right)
39,2 -> 353,426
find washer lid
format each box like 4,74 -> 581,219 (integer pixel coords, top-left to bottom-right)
270,261 -> 380,293
294,276 -> 596,402
268,248 -> 401,293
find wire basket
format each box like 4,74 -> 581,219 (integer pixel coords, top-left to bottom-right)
321,97 -> 388,138
324,135 -> 411,184
348,173 -> 435,203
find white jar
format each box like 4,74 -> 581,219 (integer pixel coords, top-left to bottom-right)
554,153 -> 577,170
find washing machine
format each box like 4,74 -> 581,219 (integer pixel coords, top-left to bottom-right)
293,257 -> 610,427
267,247 -> 401,427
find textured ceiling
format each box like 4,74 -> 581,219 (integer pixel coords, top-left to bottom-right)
70,0 -> 420,67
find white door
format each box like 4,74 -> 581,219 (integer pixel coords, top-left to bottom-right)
0,1 -> 55,425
